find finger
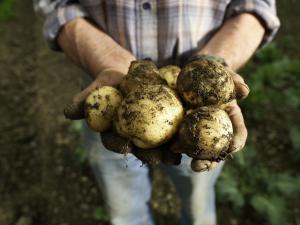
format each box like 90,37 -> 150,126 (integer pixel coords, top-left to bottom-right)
100,130 -> 133,155
64,80 -> 101,120
225,101 -> 248,153
229,70 -> 250,100
169,140 -> 187,154
133,148 -> 163,166
191,159 -> 219,172
162,150 -> 182,165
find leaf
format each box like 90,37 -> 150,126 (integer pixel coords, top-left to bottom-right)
93,207 -> 109,221
74,145 -> 87,163
269,174 -> 300,196
68,120 -> 83,133
250,195 -> 287,225
216,171 -> 245,208
255,43 -> 283,62
0,0 -> 15,21
290,126 -> 300,159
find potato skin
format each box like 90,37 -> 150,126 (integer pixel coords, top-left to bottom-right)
119,60 -> 167,95
85,86 -> 123,132
115,85 -> 184,149
178,106 -> 233,161
159,65 -> 181,89
177,58 -> 235,107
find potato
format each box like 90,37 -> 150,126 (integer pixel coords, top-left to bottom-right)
85,86 -> 123,132
190,159 -> 218,172
178,106 -> 233,161
119,60 -> 167,95
159,65 -> 181,89
115,85 -> 184,149
177,58 -> 235,107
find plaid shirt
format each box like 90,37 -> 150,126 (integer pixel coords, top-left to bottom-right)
36,0 -> 280,65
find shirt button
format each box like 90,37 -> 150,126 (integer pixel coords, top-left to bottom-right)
142,2 -> 151,10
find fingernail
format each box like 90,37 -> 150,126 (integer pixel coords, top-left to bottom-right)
236,82 -> 250,99
240,82 -> 250,91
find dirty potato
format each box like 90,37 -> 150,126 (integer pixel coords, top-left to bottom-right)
119,60 -> 167,95
115,85 -> 184,149
85,86 -> 122,132
178,106 -> 233,161
177,58 -> 235,107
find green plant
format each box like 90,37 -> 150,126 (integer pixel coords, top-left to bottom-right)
93,206 -> 109,221
0,0 -> 15,21
217,43 -> 300,225
74,144 -> 88,164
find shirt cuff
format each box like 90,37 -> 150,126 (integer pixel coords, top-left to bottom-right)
43,4 -> 87,51
225,0 -> 280,47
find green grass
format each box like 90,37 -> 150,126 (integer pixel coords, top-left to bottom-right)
0,0 -> 15,22
216,43 -> 300,225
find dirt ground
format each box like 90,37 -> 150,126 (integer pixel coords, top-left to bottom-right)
0,1 -> 299,225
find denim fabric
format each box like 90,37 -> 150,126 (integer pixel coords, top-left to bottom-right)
82,121 -> 223,225
82,122 -> 155,225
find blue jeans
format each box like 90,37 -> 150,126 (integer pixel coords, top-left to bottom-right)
82,122 -> 223,225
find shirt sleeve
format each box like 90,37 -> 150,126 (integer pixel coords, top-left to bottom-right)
225,0 -> 280,46
35,1 -> 88,51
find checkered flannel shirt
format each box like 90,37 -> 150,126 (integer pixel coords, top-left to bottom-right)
35,0 -> 280,64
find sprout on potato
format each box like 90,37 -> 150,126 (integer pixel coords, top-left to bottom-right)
178,106 -> 233,161
177,58 -> 235,107
85,86 -> 123,132
115,85 -> 184,149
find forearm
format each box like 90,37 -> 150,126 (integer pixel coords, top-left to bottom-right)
199,13 -> 265,71
57,18 -> 135,79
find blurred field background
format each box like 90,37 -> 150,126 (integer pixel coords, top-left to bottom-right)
0,0 -> 299,225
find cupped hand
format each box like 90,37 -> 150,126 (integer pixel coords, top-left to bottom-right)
64,69 -> 126,120
172,69 -> 250,172
226,69 -> 249,153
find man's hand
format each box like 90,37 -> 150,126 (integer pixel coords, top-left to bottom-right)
170,67 -> 250,172
225,69 -> 249,153
64,69 -> 126,120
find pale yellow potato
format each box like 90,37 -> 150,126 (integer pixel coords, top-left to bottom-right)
119,60 -> 166,95
85,86 -> 123,132
191,159 -> 218,172
179,106 -> 233,161
177,58 -> 235,107
115,85 -> 184,149
159,65 -> 181,89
